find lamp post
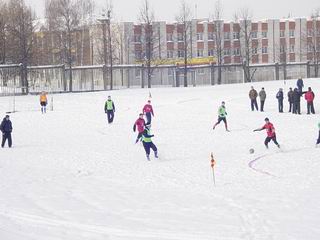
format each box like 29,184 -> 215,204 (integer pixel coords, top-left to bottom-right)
97,10 -> 113,90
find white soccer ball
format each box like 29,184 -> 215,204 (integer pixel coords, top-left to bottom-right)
249,148 -> 255,154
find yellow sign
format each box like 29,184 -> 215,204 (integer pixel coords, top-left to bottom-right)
136,57 -> 216,66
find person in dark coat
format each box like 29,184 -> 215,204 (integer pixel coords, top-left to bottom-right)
104,96 -> 115,124
287,87 -> 294,112
297,77 -> 304,92
0,115 -> 13,148
276,88 -> 284,113
249,86 -> 259,111
259,87 -> 266,112
292,88 -> 303,114
304,87 -> 315,114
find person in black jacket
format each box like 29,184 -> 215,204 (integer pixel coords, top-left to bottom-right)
292,88 -> 304,114
287,87 -> 294,112
297,77 -> 304,92
0,115 -> 13,148
276,88 -> 284,113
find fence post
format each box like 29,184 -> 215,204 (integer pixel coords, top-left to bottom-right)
175,65 -> 180,87
127,68 -> 130,88
275,62 -> 280,80
306,61 -> 311,78
18,63 -> 25,94
141,64 -> 145,88
103,64 -> 108,90
210,63 -> 215,85
62,65 -> 67,92
90,68 -> 94,91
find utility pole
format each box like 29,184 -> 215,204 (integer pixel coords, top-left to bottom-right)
97,12 -> 109,90
106,10 -> 113,90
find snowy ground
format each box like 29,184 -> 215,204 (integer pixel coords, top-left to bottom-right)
0,79 -> 319,240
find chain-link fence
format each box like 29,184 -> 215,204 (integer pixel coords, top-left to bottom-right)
0,62 -> 318,96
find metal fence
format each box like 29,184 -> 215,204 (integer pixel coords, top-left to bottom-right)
0,62 -> 318,96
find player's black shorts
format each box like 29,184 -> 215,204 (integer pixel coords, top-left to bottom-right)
40,101 -> 47,107
217,117 -> 227,124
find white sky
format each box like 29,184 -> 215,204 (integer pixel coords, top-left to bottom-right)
26,0 -> 320,22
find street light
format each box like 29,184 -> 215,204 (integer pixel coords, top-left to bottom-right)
97,10 -> 113,90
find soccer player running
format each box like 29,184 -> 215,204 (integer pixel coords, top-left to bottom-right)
254,117 -> 280,149
213,101 -> 230,132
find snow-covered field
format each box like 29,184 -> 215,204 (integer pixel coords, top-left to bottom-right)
0,79 -> 320,240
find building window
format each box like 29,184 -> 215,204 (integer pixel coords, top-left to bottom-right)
262,46 -> 268,54
224,32 -> 230,40
280,45 -> 286,53
168,68 -> 174,77
289,30 -> 295,38
167,33 -> 173,42
167,50 -> 174,59
252,48 -> 258,55
233,32 -> 240,40
261,31 -> 268,39
134,35 -> 141,43
233,48 -> 240,56
197,33 -> 203,41
178,50 -> 185,58
280,30 -> 285,38
197,49 -> 204,57
251,31 -> 258,39
208,32 -> 214,40
224,48 -> 231,56
290,45 -> 295,53
208,49 -> 215,56
178,33 -> 184,41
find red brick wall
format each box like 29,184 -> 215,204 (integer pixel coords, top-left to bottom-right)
197,42 -> 204,49
262,55 -> 268,63
166,25 -> 174,33
223,23 -> 230,32
262,23 -> 268,31
167,42 -> 174,50
197,24 -> 204,32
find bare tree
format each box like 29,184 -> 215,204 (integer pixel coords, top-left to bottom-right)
46,0 -> 81,92
235,8 -> 257,82
277,37 -> 289,80
305,9 -> 320,77
139,0 -> 156,88
6,0 -> 35,94
211,0 -> 224,84
78,0 -> 95,66
0,1 -> 8,64
176,0 -> 193,87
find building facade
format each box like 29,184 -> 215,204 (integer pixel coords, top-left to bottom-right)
121,17 -> 320,66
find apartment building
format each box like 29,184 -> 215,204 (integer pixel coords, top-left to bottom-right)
121,17 -> 320,65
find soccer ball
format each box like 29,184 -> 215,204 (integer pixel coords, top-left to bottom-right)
249,148 -> 255,154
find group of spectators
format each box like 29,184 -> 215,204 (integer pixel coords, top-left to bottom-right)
249,78 -> 316,115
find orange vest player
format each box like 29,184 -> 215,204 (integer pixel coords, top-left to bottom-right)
40,91 -> 48,113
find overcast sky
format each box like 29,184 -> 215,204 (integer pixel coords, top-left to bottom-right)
26,0 -> 320,22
